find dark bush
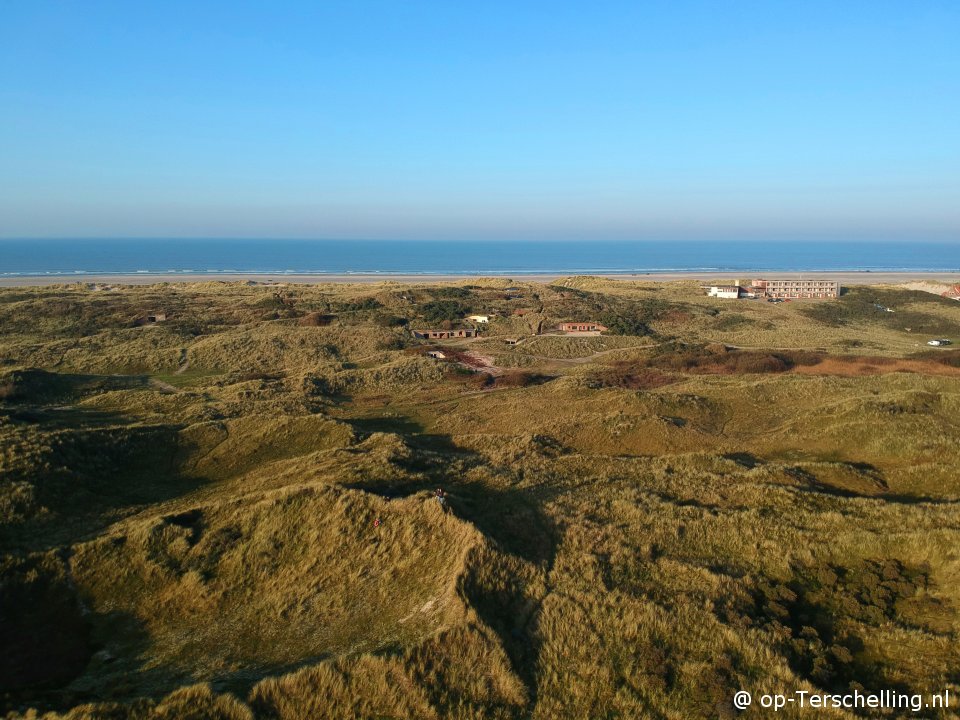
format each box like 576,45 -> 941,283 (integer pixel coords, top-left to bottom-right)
598,313 -> 653,337
469,372 -> 495,389
0,369 -> 75,404
717,559 -> 936,692
590,364 -> 677,390
298,312 -> 335,327
790,350 -> 827,366
253,295 -> 289,310
803,287 -> 959,335
333,297 -> 383,312
547,285 -> 592,298
647,343 -> 715,371
377,335 -> 407,351
911,349 -> 960,367
373,314 -> 408,327
430,287 -> 472,299
302,374 -> 339,397
597,298 -> 670,336
421,300 -> 465,322
493,371 -> 553,388
728,353 -> 791,374
714,313 -> 753,331
645,344 -> 825,374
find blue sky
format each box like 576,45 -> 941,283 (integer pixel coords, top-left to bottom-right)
1,1 -> 958,241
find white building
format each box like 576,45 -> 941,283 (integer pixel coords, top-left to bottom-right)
467,314 -> 491,323
706,285 -> 741,299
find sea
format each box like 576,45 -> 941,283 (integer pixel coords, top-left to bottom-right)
0,239 -> 958,277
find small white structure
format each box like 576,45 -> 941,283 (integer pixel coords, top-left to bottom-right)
467,314 -> 491,323
927,339 -> 951,346
427,350 -> 447,359
706,285 -> 741,299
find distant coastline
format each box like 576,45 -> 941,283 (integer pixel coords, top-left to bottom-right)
3,270 -> 960,288
1,239 -> 958,282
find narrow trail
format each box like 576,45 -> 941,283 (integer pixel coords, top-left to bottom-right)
445,331 -> 662,369
150,379 -> 181,393
174,349 -> 190,375
513,343 -> 661,365
429,333 -> 941,381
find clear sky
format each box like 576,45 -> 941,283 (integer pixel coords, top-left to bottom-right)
1,1 -> 958,241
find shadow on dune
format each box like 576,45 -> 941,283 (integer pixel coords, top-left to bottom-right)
0,422 -> 210,554
343,421 -> 561,709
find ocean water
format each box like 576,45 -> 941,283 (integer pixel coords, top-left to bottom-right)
0,239 -> 958,276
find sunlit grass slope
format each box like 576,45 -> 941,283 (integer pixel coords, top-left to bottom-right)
1,278 -> 958,719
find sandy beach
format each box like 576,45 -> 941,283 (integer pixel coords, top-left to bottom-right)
1,271 -> 959,288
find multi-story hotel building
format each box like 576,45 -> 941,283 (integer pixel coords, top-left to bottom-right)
752,279 -> 840,299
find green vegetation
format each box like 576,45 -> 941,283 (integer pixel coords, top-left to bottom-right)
597,312 -> 652,337
419,299 -> 466,323
1,278 -> 959,719
725,559 -> 947,692
712,312 -> 754,331
803,286 -> 959,336
642,343 -> 826,374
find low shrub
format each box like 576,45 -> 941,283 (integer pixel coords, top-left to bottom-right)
911,349 -> 960,367
493,371 -> 553,388
430,287 -> 473,300
421,300 -> 465,323
646,344 -> 826,374
332,297 -> 383,312
298,313 -> 335,327
718,559 -> 937,692
598,314 -> 653,337
713,313 -> 753,331
590,364 -> 677,390
373,314 -> 408,327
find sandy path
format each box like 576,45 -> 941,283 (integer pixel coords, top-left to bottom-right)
459,351 -> 502,376
149,378 -> 181,393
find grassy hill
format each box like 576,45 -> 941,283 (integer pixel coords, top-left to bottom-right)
1,279 -> 959,719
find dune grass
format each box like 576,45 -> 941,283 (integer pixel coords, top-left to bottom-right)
1,278 -> 959,719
